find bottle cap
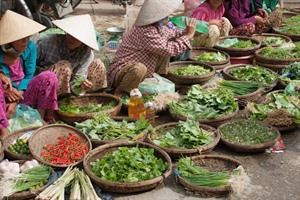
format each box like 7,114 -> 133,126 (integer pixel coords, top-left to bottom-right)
145,102 -> 153,107
130,88 -> 142,98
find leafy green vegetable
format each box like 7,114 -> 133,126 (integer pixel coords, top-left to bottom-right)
280,15 -> 300,34
260,42 -> 300,59
71,76 -> 85,96
280,62 -> 300,84
229,40 -> 256,48
219,80 -> 261,96
261,36 -> 286,46
171,64 -> 210,76
194,52 -> 226,62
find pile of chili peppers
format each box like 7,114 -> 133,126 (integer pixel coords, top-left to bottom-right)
41,132 -> 89,165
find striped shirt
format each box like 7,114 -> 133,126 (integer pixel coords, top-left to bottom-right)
190,1 -> 225,21
108,25 -> 191,86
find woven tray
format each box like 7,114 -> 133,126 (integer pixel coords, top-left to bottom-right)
252,33 -> 292,47
218,119 -> 281,153
189,47 -> 230,67
272,27 -> 300,42
146,122 -> 220,158
214,36 -> 261,57
176,155 -> 242,197
83,142 -> 172,193
170,107 -> 239,128
57,93 -> 122,125
233,82 -> 263,107
166,61 -> 215,85
29,124 -> 92,168
255,48 -> 300,66
4,126 -> 41,161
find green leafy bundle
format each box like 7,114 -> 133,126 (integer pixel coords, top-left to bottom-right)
171,64 -> 211,76
194,52 -> 226,62
219,80 -> 261,96
71,76 -> 85,96
281,62 -> 300,83
261,36 -> 286,46
260,42 -> 300,59
229,40 -> 256,48
281,15 -> 300,34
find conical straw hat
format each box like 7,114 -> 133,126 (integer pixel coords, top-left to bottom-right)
135,0 -> 182,26
0,10 -> 46,45
52,14 -> 99,51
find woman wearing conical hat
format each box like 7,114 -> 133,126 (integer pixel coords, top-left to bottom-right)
108,0 -> 197,96
0,10 -> 59,137
36,14 -> 107,96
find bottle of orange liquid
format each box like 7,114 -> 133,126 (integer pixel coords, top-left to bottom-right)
145,102 -> 155,126
128,88 -> 146,120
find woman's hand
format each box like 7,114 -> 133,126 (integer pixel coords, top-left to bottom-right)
258,9 -> 268,18
0,73 -> 12,91
81,79 -> 93,90
254,15 -> 266,24
4,87 -> 24,103
185,17 -> 197,39
209,19 -> 222,28
6,102 -> 18,119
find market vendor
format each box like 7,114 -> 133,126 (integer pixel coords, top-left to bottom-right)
36,14 -> 107,96
108,0 -> 196,96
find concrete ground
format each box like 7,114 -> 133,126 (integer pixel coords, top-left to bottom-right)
72,1 -> 300,200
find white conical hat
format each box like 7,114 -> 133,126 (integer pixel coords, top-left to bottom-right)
52,14 -> 99,51
0,10 -> 46,45
135,0 -> 182,26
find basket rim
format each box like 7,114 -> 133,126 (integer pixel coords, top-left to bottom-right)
29,124 -> 92,168
146,122 -> 220,155
251,33 -> 292,47
189,47 -> 231,65
255,47 -> 300,62
0,138 -> 3,154
272,27 -> 300,37
83,142 -> 172,188
215,36 -> 261,51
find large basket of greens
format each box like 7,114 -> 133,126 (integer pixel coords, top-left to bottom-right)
214,36 -> 261,57
279,62 -> 300,88
29,124 -> 92,168
272,14 -> 300,42
4,126 -> 42,161
189,47 -> 230,70
57,93 -> 122,125
83,142 -> 172,193
218,119 -> 281,153
75,115 -> 151,148
252,33 -> 292,47
168,85 -> 239,128
166,61 -> 215,85
175,155 -> 244,197
147,120 -> 220,158
222,64 -> 278,92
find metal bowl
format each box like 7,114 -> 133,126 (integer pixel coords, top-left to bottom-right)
106,27 -> 125,35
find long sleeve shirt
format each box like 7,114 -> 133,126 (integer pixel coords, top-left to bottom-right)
190,1 -> 225,21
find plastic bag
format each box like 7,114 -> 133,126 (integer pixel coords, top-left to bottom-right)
170,16 -> 209,34
138,73 -> 175,95
8,104 -> 43,132
219,38 -> 239,47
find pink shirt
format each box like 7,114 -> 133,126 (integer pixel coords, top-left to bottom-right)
190,1 -> 225,22
8,58 -> 25,87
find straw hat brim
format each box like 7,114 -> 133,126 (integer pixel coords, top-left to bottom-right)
0,10 -> 46,45
135,0 -> 182,26
52,14 -> 99,51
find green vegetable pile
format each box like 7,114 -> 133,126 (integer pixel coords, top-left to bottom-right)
121,93 -> 156,105
219,80 -> 261,96
260,42 -> 300,59
280,62 -> 300,84
75,114 -> 151,140
152,120 -> 213,149
229,40 -> 256,48
280,15 -> 300,35
229,65 -> 277,84
171,64 -> 210,76
168,85 -> 238,120
261,36 -> 286,46
59,98 -> 116,114
220,120 -> 278,144
90,147 -> 168,182
194,52 -> 226,62
71,76 -> 85,96
8,139 -> 31,155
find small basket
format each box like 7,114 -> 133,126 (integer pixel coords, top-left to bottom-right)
83,142 -> 172,193
29,124 -> 92,168
4,126 -> 41,161
214,36 -> 261,57
147,122 -> 220,158
176,155 -> 242,197
252,33 -> 292,47
166,61 -> 215,85
57,93 -> 122,125
218,119 -> 281,153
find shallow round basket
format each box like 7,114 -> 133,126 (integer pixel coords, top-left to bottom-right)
252,33 -> 292,47
170,107 -> 239,128
147,122 -> 220,158
272,27 -> 300,42
289,8 -> 300,14
176,155 -> 242,197
214,36 -> 261,57
29,124 -> 92,168
233,83 -> 263,107
4,126 -> 41,161
57,93 -> 122,125
83,142 -> 172,193
189,47 -> 231,70
218,119 -> 281,153
254,60 -> 286,73
166,61 -> 215,85
222,64 -> 278,92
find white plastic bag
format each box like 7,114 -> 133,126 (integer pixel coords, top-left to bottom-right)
138,73 -> 175,95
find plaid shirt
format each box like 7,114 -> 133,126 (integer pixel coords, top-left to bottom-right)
108,25 -> 191,86
36,34 -> 94,80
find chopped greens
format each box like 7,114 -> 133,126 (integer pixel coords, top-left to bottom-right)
171,64 -> 211,76
229,40 -> 256,48
261,36 -> 286,46
194,52 -> 226,62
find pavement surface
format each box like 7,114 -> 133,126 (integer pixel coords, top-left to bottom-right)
72,1 -> 300,200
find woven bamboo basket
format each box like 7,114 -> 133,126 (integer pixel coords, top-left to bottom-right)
176,155 -> 242,197
166,61 -> 215,85
57,93 -> 122,125
146,122 -> 220,158
0,139 -> 4,161
0,152 -> 3,162
234,84 -> 263,107
4,126 -> 41,161
189,47 -> 231,70
289,8 -> 300,14
29,124 -> 92,168
254,60 -> 285,73
252,33 -> 292,47
83,142 -> 172,193
170,107 -> 239,128
222,64 -> 278,92
218,119 -> 281,153
272,27 -> 300,42
214,36 -> 261,57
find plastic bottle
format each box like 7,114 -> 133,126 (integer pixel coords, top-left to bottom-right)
145,102 -> 155,126
128,88 -> 146,120
169,16 -> 209,34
